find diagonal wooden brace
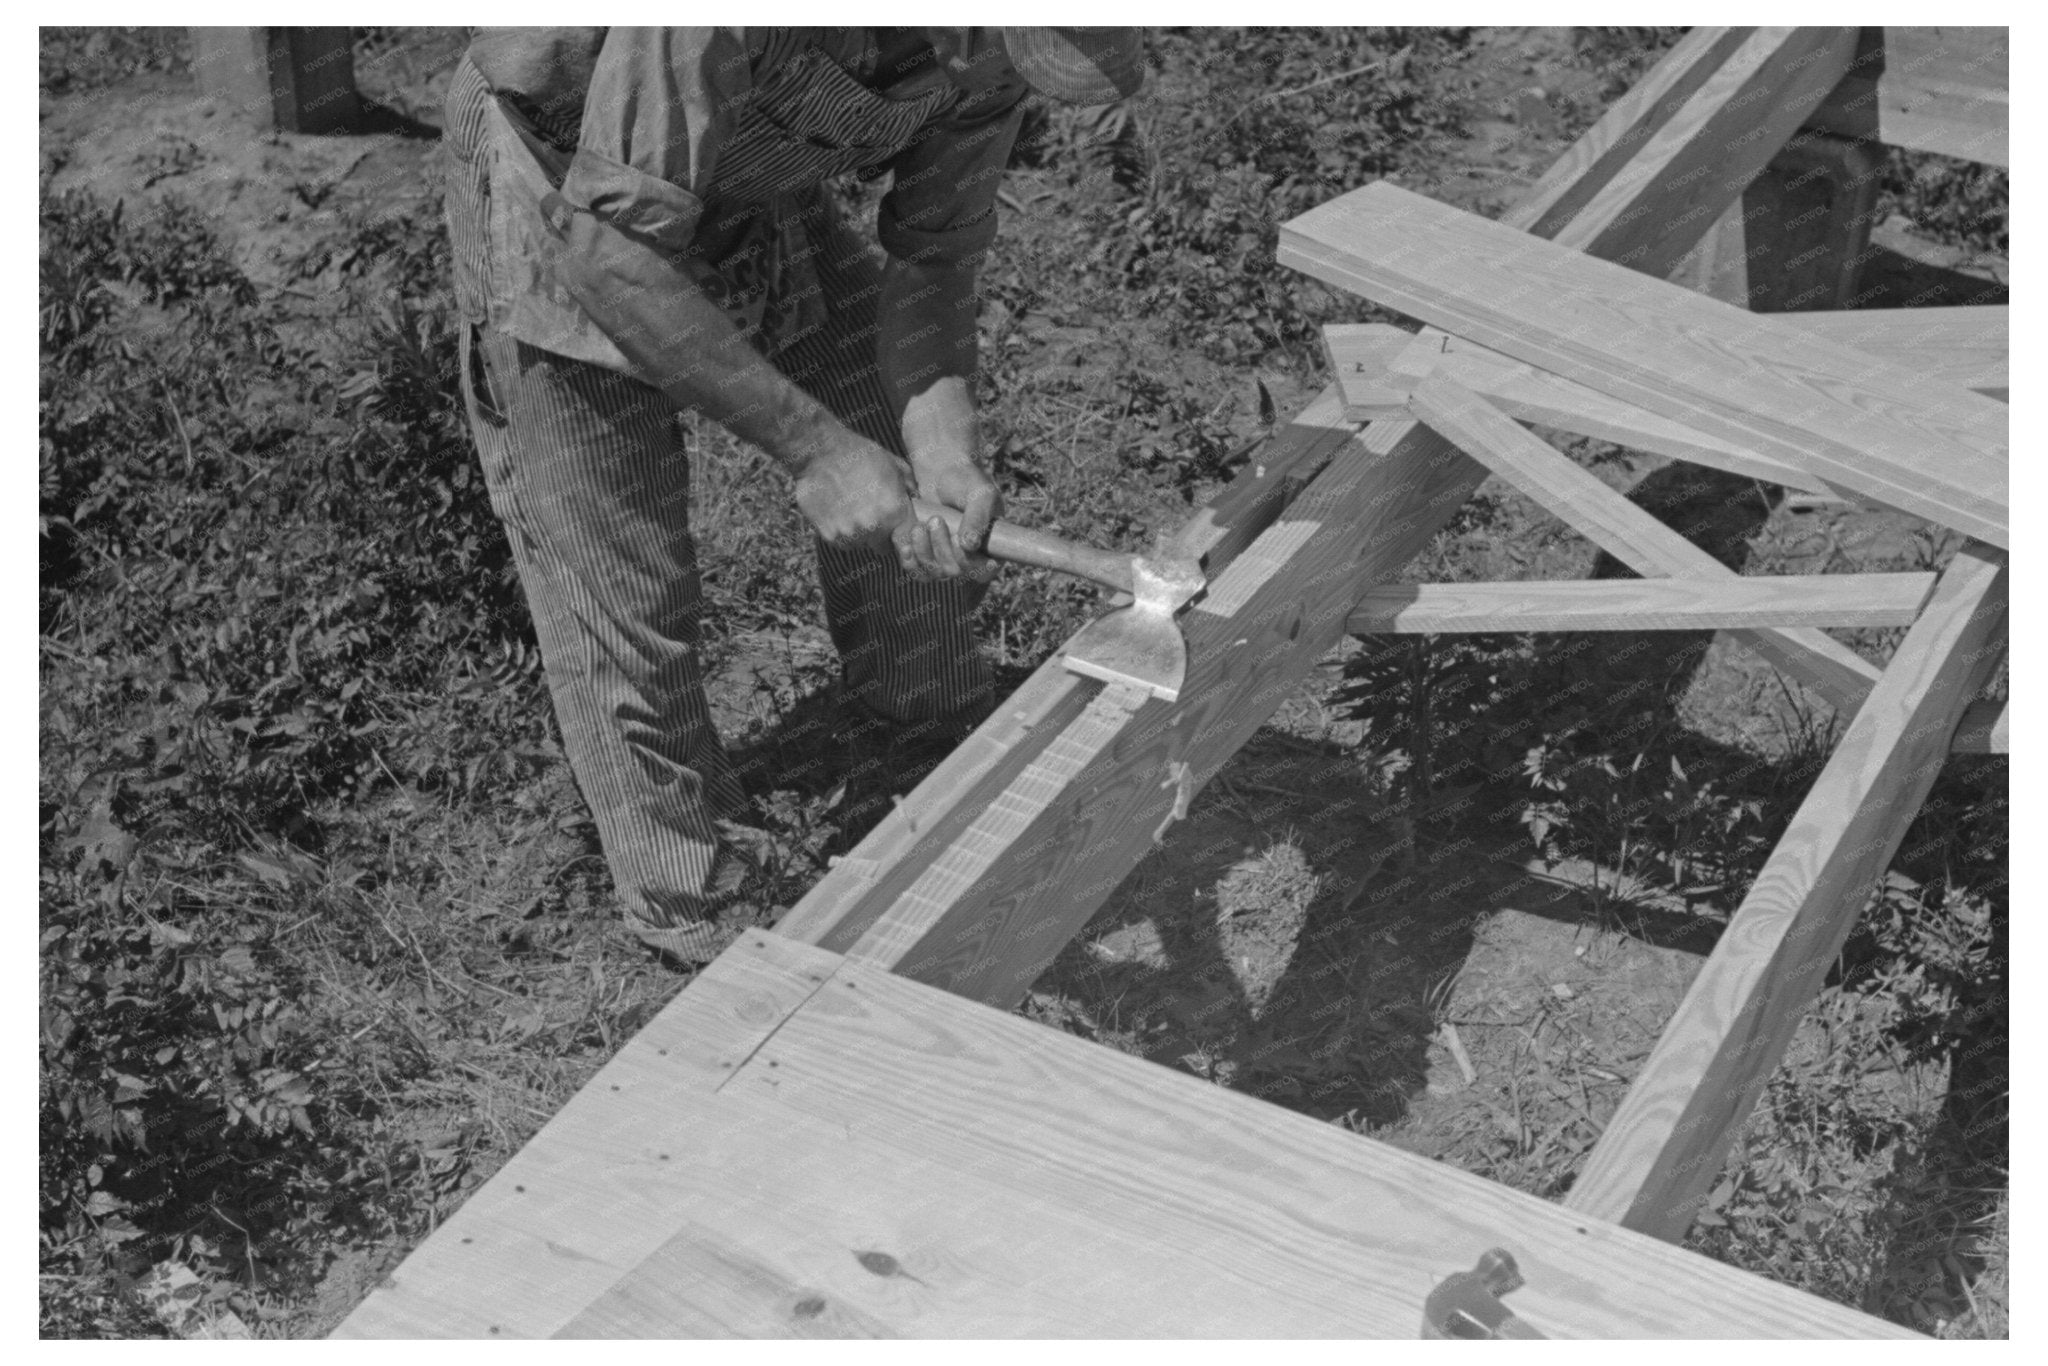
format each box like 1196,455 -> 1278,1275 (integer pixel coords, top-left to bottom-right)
1401,368 -> 1884,715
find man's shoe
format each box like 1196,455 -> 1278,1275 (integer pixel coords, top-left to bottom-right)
625,902 -> 780,968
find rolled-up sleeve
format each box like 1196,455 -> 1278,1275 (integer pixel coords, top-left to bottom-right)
559,27 -> 750,257
877,59 -> 1027,269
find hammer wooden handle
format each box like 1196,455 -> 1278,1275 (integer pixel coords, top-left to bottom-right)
911,499 -> 1135,596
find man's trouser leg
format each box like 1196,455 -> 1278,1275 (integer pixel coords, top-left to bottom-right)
773,203 -> 997,738
460,321 -> 746,962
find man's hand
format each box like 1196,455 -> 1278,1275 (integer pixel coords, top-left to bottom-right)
794,434 -> 989,581
900,375 -> 1002,583
793,435 -> 916,549
907,449 -> 1002,582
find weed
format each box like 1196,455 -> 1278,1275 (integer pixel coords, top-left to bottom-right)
40,27 -> 189,94
1879,150 -> 2008,256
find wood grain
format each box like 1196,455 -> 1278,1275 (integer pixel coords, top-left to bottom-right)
1564,543 -> 2008,1240
1788,306 -> 2007,398
1279,181 -> 2009,547
558,1206 -> 902,1339
694,944 -> 1918,1337
844,680 -> 1151,970
1403,370 -> 1883,712
332,931 -> 847,1339
1348,573 -> 1936,634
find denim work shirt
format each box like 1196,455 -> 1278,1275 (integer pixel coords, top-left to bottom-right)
444,27 -> 1028,374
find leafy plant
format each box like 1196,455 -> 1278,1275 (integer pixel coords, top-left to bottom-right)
1879,150 -> 2008,256
1335,633 -> 1529,802
39,181 -> 563,1327
1569,27 -> 1688,104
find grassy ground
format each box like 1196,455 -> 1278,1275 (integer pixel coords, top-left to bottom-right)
40,26 -> 2007,1338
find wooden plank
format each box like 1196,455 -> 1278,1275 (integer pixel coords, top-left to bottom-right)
1325,323 -> 1831,491
558,1197 -> 903,1339
832,414 -> 1490,1008
1327,318 -> 2005,497
1874,76 -> 2009,167
629,943 -> 1913,1337
1880,25 -> 2010,91
1349,573 -> 1935,634
1789,306 -> 2007,398
1565,543 -> 2008,1240
1523,27 -> 1862,277
332,932 -> 849,1338
1338,313 -> 2006,417
1403,371 -> 1883,712
553,1084 -> 1290,1338
1807,27 -> 2010,166
1506,26 -> 1759,239
1279,181 -> 2009,546
771,386 -> 1367,954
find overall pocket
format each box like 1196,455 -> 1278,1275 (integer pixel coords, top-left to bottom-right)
711,43 -> 949,203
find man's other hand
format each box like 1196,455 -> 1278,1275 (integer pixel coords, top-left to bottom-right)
795,436 -> 984,581
908,450 -> 1002,583
794,436 -> 915,548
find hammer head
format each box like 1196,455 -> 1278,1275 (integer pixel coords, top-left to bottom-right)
1060,549 -> 1205,704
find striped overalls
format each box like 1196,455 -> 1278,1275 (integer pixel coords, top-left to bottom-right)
444,31 -> 1023,958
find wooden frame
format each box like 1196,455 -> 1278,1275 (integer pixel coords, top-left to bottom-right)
336,25 -> 2007,1338
1563,543 -> 2006,1237
1278,23 -> 2007,1255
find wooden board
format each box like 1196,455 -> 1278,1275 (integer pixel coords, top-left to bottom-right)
831,413 -> 1491,1009
1325,323 -> 1830,492
1348,573 -> 1935,634
1521,27 -> 1862,277
1280,181 -> 2009,547
1402,370 -> 1883,713
1788,306 -> 2008,399
1807,27 -> 2010,166
332,933 -> 847,1338
1506,26 -> 1760,240
557,934 -> 1918,1338
771,386 -> 1369,958
1564,543 -> 2008,1240
1327,316 -> 2005,483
